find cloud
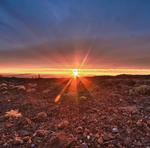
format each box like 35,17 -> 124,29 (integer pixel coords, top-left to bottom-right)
0,0 -> 150,69
0,35 -> 150,69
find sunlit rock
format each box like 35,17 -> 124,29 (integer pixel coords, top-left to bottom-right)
35,112 -> 47,121
14,136 -> 23,145
42,89 -> 50,94
58,120 -> 69,129
0,83 -> 7,87
26,88 -> 36,93
28,83 -> 37,87
15,85 -> 26,90
5,109 -> 22,118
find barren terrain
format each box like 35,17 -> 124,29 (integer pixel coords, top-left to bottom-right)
0,75 -> 150,148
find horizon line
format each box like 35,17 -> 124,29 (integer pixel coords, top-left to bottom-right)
0,68 -> 150,77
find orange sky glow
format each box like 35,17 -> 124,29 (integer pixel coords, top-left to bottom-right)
1,68 -> 150,78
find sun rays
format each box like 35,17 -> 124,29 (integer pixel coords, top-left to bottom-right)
54,49 -> 95,103
54,68 -> 93,103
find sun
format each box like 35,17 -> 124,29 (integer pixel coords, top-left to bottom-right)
74,71 -> 78,76
72,69 -> 79,77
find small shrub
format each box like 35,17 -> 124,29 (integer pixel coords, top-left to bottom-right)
129,85 -> 150,95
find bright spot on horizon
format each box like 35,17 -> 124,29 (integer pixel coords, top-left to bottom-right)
72,69 -> 79,77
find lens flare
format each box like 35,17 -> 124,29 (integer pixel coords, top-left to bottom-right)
72,69 -> 79,77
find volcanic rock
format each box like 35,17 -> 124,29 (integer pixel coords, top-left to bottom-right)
145,106 -> 150,112
43,89 -> 51,94
18,117 -> 33,126
76,126 -> 83,134
28,83 -> 37,87
87,135 -> 90,140
79,96 -> 87,101
81,143 -> 88,148
102,133 -> 113,141
97,137 -> 103,144
0,83 -> 7,87
136,119 -> 143,127
2,91 -> 8,94
14,137 -> 23,145
5,109 -> 22,118
35,112 -> 47,121
26,88 -> 36,93
35,129 -> 49,137
1,86 -> 7,90
19,130 -> 30,137
119,105 -> 137,113
15,85 -> 26,90
45,132 -> 74,148
31,143 -> 35,147
112,127 -> 119,133
58,120 -> 69,129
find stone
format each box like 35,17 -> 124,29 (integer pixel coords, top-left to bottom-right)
95,133 -> 100,138
76,126 -> 83,134
35,129 -> 49,137
124,137 -> 131,145
5,123 -> 13,128
97,137 -> 103,144
28,83 -> 37,87
26,88 -> 36,93
31,143 -> 35,147
145,106 -> 150,112
42,89 -> 50,94
14,137 -> 23,145
58,120 -> 69,129
81,143 -> 88,148
87,135 -> 90,140
19,117 -> 33,126
5,109 -> 22,118
136,119 -> 143,127
1,86 -> 7,90
16,85 -> 26,90
103,134 -> 113,141
35,112 -> 47,121
7,99 -> 11,102
19,130 -> 30,136
79,96 -> 87,101
23,136 -> 31,143
0,83 -> 7,87
112,127 -> 119,133
45,132 -> 74,148
119,106 -> 137,112
2,91 -> 8,94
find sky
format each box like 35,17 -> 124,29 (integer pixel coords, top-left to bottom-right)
0,0 -> 150,75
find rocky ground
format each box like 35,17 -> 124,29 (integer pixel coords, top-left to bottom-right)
0,75 -> 150,148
